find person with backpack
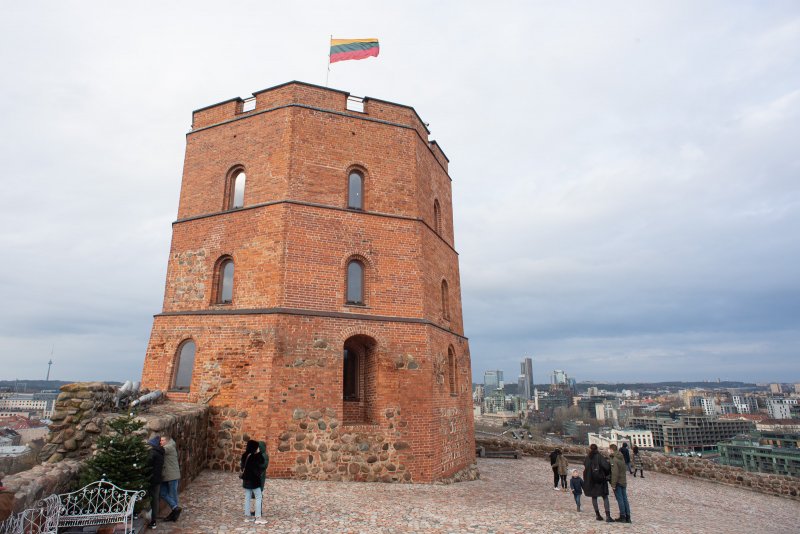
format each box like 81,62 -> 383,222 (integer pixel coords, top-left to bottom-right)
248,440 -> 270,517
548,448 -> 561,490
583,444 -> 613,522
620,442 -> 633,474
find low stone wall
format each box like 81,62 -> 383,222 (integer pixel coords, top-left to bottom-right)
475,435 -> 800,500
2,459 -> 82,514
4,383 -> 209,515
0,447 -> 36,476
39,382 -> 116,463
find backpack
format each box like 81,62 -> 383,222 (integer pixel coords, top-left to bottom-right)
590,454 -> 609,482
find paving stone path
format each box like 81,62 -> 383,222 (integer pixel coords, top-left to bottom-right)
155,457 -> 800,533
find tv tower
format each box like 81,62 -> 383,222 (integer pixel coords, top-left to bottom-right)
46,347 -> 53,381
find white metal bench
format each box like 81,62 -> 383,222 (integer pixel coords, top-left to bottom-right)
57,481 -> 145,534
0,494 -> 61,534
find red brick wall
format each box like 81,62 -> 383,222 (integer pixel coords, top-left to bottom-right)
142,81 -> 474,483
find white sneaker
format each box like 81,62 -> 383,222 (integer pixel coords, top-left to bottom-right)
553,487 -> 560,491
255,517 -> 267,524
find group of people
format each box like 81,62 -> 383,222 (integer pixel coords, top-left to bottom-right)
148,435 -> 270,528
147,435 -> 183,530
550,442 -> 643,523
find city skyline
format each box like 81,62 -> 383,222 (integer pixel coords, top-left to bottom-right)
1,2 -> 799,383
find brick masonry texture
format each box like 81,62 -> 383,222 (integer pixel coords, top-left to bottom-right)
141,81 -> 476,482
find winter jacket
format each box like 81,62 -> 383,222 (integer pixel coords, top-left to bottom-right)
582,450 -> 610,497
149,444 -> 165,486
557,454 -> 569,475
569,476 -> 584,495
633,451 -> 644,470
610,451 -> 628,488
620,444 -> 631,463
162,439 -> 181,482
241,441 -> 265,490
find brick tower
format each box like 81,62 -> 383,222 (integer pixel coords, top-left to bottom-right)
141,81 -> 475,483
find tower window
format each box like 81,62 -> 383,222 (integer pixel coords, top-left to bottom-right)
214,257 -> 235,304
441,279 -> 450,320
434,199 -> 442,235
448,346 -> 457,395
173,339 -> 196,391
231,171 -> 246,209
346,260 -> 364,304
348,171 -> 363,210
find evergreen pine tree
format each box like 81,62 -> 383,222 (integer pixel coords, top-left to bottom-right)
80,414 -> 151,491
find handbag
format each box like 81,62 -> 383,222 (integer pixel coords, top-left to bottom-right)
239,453 -> 250,479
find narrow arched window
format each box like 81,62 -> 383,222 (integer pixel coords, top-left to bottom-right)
348,171 -> 363,209
441,279 -> 450,320
346,260 -> 364,304
231,171 -> 246,209
173,340 -> 196,391
215,258 -> 234,304
434,199 -> 442,234
448,346 -> 457,395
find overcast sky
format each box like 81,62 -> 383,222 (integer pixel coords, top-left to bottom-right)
1,2 -> 798,385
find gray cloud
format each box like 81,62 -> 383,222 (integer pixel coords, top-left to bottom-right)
1,2 -> 798,384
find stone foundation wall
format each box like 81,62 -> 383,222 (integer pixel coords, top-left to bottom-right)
4,383 -> 209,515
476,435 -> 800,500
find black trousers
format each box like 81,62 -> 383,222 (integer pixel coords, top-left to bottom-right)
552,466 -> 559,487
149,483 -> 160,523
592,495 -> 610,514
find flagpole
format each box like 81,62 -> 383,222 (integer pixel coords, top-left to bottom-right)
325,35 -> 332,87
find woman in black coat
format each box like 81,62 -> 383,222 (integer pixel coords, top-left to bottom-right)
583,444 -> 613,522
241,440 -> 266,521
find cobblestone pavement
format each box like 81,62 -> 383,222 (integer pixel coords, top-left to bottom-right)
154,457 -> 800,533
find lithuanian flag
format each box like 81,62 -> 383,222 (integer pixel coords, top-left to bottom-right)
330,38 -> 380,63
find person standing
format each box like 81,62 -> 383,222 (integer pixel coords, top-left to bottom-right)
147,436 -> 165,530
249,441 -> 270,517
160,435 -> 182,522
620,442 -> 633,474
583,444 -> 613,522
557,450 -> 569,491
241,440 -> 266,524
549,449 -> 560,491
609,444 -> 632,523
569,469 -> 584,512
632,445 -> 645,478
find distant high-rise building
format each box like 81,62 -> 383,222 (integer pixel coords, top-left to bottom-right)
520,357 -> 534,400
484,370 -> 503,393
766,398 -> 797,420
769,383 -> 783,394
552,369 -> 568,385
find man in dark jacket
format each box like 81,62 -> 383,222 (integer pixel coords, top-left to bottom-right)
242,440 -> 266,523
147,436 -> 165,530
609,444 -> 631,523
583,444 -> 613,522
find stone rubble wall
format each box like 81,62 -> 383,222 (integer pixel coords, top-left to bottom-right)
476,435 -> 800,500
4,382 -> 209,515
